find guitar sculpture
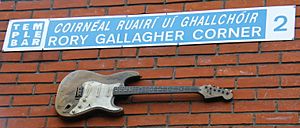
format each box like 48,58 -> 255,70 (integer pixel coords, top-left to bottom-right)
55,70 -> 233,117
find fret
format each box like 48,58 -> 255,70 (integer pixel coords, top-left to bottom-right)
113,86 -> 199,96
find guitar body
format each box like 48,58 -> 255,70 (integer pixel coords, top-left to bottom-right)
55,70 -> 140,117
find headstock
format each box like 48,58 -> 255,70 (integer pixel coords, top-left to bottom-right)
198,85 -> 233,101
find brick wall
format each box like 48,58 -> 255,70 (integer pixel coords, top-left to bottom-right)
0,0 -> 300,127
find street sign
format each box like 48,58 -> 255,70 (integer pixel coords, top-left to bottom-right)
3,5 -> 296,52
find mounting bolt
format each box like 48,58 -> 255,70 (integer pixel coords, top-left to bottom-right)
78,105 -> 82,109
72,110 -> 75,114
82,99 -> 86,102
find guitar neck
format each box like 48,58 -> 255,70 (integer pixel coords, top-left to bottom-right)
113,86 -> 200,96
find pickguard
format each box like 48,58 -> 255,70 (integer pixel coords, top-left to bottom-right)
70,81 -> 122,115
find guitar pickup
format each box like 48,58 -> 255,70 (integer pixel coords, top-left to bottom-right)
75,86 -> 84,100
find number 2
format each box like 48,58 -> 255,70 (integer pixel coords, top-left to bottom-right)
274,15 -> 287,32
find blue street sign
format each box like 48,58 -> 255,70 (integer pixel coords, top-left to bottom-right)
3,6 -> 296,51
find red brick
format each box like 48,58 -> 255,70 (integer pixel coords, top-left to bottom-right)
62,50 -> 98,60
192,102 -> 231,113
296,18 -> 300,28
53,0 -> 87,8
277,126 -> 300,128
256,113 -> 299,124
0,42 -> 3,49
147,3 -> 183,13
219,43 -> 258,54
150,103 -> 189,114
128,115 -> 166,127
29,106 -> 57,116
232,126 -> 273,128
0,11 -> 31,20
0,96 -> 10,106
0,74 -> 17,83
18,73 -> 55,83
78,60 -> 114,70
257,88 -> 300,99
87,116 -> 124,127
0,107 -> 29,117
296,29 -> 300,39
172,93 -> 203,102
195,78 -> 235,88
185,1 -> 223,11
120,104 -> 148,114
158,56 -> 195,67
261,40 -> 300,51
0,32 -> 5,40
1,63 -> 37,73
282,52 -> 300,62
278,100 -> 300,111
234,100 -> 275,112
233,89 -> 256,100
139,47 -> 176,56
169,114 -> 209,125
0,52 -> 21,62
33,10 -> 69,18
39,62 -> 76,72
167,0 -> 198,2
56,72 -> 69,82
71,8 -> 105,17
100,48 -> 136,58
109,6 -> 145,15
266,0 -> 299,6
237,77 -> 279,88
0,21 -> 8,31
259,64 -> 300,75
282,76 -> 300,87
118,58 -> 154,68
176,67 -> 214,78
198,55 -> 237,65
155,79 -> 193,86
90,0 -> 124,6
297,6 -> 300,16
128,0 -> 163,4
211,114 -> 253,124
0,119 -> 5,128
132,94 -> 171,102
7,118 -> 45,128
47,117 -> 85,127
239,53 -> 279,64
23,51 -> 59,61
13,95 -> 50,106
16,0 -> 50,10
225,0 -> 264,8
178,44 -> 216,55
138,68 -> 173,79
0,1 -> 14,10
128,80 -> 153,86
35,84 -> 58,94
0,84 -> 33,94
217,66 -> 256,76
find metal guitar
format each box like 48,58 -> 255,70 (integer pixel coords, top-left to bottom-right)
55,70 -> 233,117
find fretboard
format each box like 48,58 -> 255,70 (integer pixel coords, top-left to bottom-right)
113,86 -> 200,96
